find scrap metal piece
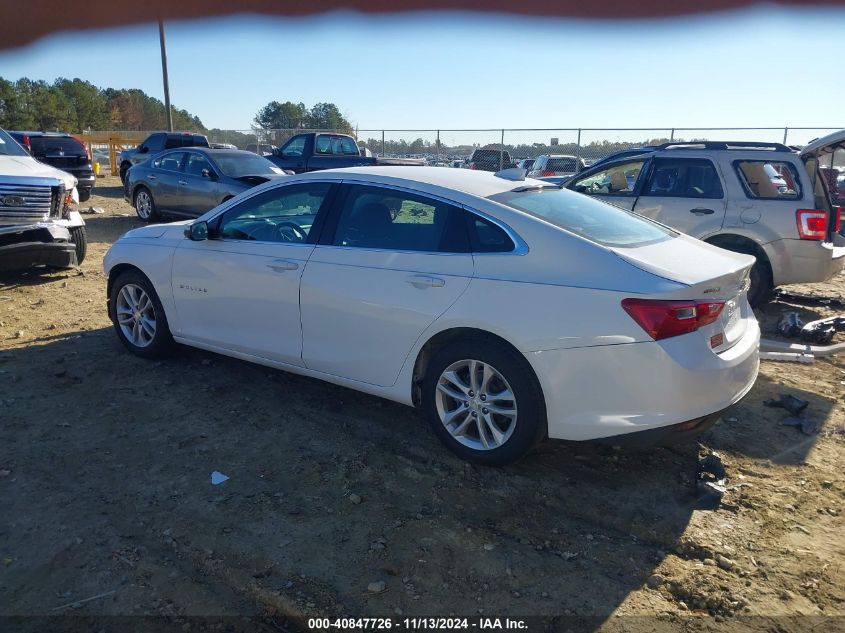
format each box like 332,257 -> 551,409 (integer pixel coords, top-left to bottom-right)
695,450 -> 726,510
800,316 -> 845,345
764,394 -> 809,416
777,311 -> 804,338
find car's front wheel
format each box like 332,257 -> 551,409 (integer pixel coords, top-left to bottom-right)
69,226 -> 87,266
422,339 -> 545,466
133,187 -> 159,222
110,270 -> 173,358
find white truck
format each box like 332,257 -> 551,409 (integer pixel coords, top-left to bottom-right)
0,127 -> 86,271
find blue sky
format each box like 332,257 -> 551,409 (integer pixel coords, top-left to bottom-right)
0,6 -> 842,145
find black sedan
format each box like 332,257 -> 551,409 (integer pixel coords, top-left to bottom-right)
125,148 -> 290,222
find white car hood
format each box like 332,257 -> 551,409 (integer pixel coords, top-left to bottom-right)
0,155 -> 78,190
122,220 -> 190,240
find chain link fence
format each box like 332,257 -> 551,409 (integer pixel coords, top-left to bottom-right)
90,127 -> 840,170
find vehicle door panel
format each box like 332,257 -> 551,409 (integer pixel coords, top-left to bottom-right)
152,151 -> 186,211
177,152 -> 220,216
170,182 -> 336,365
632,157 -> 727,237
300,184 -> 474,387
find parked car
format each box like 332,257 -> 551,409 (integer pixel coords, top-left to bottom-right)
118,132 -> 209,184
450,159 -> 466,169
517,158 -> 535,171
245,143 -> 276,156
467,148 -> 514,172
267,133 -> 424,173
9,131 -> 95,202
588,146 -> 659,172
564,138 -> 845,305
0,127 -> 86,270
125,148 -> 290,222
209,142 -> 237,150
104,166 -> 759,465
528,154 -> 586,179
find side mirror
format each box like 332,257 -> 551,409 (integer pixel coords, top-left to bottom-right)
574,184 -> 587,193
138,145 -> 149,154
184,221 -> 209,241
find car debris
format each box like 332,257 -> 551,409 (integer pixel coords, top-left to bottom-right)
695,451 -> 726,510
774,289 -> 845,308
777,312 -> 805,338
782,417 -> 821,435
800,315 -> 845,345
764,394 -> 809,416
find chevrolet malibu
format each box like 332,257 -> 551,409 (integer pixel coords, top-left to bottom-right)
103,167 -> 760,465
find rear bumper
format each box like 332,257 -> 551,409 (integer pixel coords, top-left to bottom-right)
769,236 -> 845,286
528,314 -> 760,442
587,412 -> 722,448
0,226 -> 77,271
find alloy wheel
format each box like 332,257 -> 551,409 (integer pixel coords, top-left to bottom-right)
115,283 -> 157,348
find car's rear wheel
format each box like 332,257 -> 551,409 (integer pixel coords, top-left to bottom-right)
133,187 -> 159,222
110,270 -> 173,358
422,339 -> 545,466
69,226 -> 87,266
119,162 -> 131,184
78,188 -> 91,203
746,258 -> 773,308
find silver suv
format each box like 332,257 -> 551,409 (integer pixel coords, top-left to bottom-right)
565,135 -> 845,305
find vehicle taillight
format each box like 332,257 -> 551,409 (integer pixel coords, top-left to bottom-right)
834,206 -> 842,233
20,134 -> 31,153
75,137 -> 91,161
796,209 -> 828,240
621,299 -> 725,341
540,170 -> 555,177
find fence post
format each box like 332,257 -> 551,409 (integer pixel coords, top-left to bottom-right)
576,128 -> 582,165
381,130 -> 385,157
500,129 -> 505,170
783,127 -> 789,145
670,128 -> 675,141
436,130 -> 441,163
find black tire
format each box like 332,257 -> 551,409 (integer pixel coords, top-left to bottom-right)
78,188 -> 91,203
133,186 -> 159,222
119,162 -> 131,185
109,269 -> 174,359
69,226 -> 87,266
422,338 -> 546,466
746,258 -> 773,308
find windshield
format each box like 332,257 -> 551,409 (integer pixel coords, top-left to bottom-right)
213,152 -> 283,177
0,129 -> 30,156
489,188 -> 676,248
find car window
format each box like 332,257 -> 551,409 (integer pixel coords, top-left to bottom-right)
28,136 -> 86,156
643,158 -> 724,199
314,135 -> 360,156
153,152 -> 186,172
216,183 -> 333,243
0,129 -> 31,156
332,186 -> 469,253
282,136 -> 306,157
467,214 -> 515,253
164,135 -> 185,150
571,160 -> 646,196
144,134 -> 164,152
489,188 -> 675,248
185,153 -> 212,176
734,160 -> 801,199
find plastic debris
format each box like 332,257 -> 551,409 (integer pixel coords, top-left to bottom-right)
777,312 -> 804,338
210,470 -> 230,485
83,206 -> 105,215
764,394 -> 809,416
801,316 -> 845,345
759,351 -> 814,364
695,450 -> 726,510
782,417 -> 821,435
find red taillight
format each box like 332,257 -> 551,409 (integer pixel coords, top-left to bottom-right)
796,209 -> 828,240
21,134 -> 31,153
540,170 -> 555,177
621,299 -> 725,341
834,206 -> 842,233
73,137 -> 91,161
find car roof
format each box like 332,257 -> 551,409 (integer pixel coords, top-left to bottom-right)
295,166 -> 546,198
8,130 -> 73,137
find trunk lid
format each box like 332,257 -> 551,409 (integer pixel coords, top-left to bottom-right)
612,234 -> 755,353
799,128 -> 845,239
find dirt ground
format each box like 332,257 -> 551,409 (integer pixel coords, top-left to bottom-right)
0,176 -> 843,632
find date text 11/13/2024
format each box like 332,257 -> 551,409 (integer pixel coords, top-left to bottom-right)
307,618 -> 528,630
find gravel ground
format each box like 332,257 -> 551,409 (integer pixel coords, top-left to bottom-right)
0,176 -> 843,632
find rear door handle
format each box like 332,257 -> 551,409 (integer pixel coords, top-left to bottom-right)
406,274 -> 445,289
178,180 -> 188,185
690,208 -> 715,215
148,175 -> 157,180
267,259 -> 299,272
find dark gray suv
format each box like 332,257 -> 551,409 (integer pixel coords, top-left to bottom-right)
118,132 -> 209,183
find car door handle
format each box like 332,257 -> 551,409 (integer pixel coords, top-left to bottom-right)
690,208 -> 715,215
267,259 -> 299,272
406,274 -> 445,289
148,175 -> 157,180
178,180 -> 188,185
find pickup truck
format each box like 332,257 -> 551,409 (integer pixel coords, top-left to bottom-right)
267,133 -> 423,173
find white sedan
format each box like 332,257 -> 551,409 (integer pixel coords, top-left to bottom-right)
103,167 -> 760,465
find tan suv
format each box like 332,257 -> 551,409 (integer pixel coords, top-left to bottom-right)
565,134 -> 845,305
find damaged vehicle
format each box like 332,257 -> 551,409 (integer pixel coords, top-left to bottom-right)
0,127 -> 85,271
125,148 -> 291,222
105,167 -> 760,465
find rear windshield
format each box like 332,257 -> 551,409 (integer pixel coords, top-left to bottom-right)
0,130 -> 29,156
214,153 -> 284,177
474,150 -> 511,162
547,158 -> 578,172
29,136 -> 85,155
315,135 -> 359,155
489,188 -> 676,248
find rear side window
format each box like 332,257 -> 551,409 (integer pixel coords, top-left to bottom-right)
29,136 -> 86,156
734,160 -> 801,199
643,158 -> 724,199
315,135 -> 359,155
490,188 -> 675,248
332,185 -> 469,253
153,152 -> 186,171
467,214 -> 514,253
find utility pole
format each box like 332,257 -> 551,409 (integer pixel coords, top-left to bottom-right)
158,20 -> 173,132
